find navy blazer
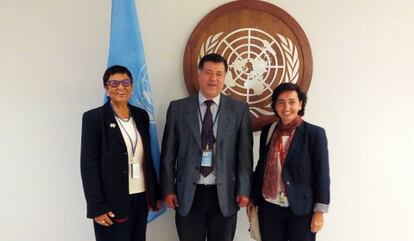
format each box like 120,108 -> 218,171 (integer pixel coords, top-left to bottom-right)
251,121 -> 330,215
80,102 -> 160,219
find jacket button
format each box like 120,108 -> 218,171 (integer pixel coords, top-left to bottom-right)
123,152 -> 127,155
286,181 -> 290,185
195,166 -> 199,170
123,170 -> 127,174
193,182 -> 196,185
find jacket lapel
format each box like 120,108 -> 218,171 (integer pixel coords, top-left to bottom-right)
284,122 -> 304,164
103,102 -> 127,150
185,96 -> 202,149
216,94 -> 232,145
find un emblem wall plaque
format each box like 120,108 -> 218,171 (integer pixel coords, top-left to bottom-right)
183,0 -> 312,131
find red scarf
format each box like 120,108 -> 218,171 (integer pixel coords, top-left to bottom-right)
262,116 -> 303,199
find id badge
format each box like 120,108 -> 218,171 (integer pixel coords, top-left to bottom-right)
277,192 -> 289,207
131,163 -> 140,179
201,150 -> 213,167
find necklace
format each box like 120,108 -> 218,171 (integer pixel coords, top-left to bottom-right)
111,103 -> 131,122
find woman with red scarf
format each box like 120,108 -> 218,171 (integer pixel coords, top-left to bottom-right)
247,83 -> 330,241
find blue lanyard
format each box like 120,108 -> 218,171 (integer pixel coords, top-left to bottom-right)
116,117 -> 139,158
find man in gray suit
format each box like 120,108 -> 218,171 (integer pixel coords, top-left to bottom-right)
160,53 -> 253,241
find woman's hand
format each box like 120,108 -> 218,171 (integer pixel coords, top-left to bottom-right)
311,212 -> 324,233
94,211 -> 115,227
150,200 -> 164,211
246,202 -> 255,222
157,200 -> 164,210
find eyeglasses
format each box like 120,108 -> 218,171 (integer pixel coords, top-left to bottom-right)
106,79 -> 132,87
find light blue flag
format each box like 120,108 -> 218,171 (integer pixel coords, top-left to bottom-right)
107,0 -> 166,222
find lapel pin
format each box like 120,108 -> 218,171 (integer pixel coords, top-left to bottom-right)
110,123 -> 116,128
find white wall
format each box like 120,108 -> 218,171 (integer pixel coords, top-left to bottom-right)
0,0 -> 413,241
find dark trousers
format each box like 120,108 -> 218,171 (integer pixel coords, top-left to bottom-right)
258,200 -> 315,241
94,192 -> 149,241
175,185 -> 237,241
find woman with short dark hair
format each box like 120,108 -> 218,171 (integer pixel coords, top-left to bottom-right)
81,65 -> 160,241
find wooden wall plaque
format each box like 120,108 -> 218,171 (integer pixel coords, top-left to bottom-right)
184,0 -> 312,131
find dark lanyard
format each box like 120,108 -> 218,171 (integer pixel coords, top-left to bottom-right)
197,99 -> 221,141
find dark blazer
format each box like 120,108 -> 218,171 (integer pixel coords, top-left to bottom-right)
160,94 -> 253,217
251,121 -> 330,215
80,101 -> 159,219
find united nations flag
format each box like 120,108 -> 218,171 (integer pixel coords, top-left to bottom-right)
107,0 -> 165,222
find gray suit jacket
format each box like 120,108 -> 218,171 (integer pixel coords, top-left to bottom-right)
160,94 -> 253,217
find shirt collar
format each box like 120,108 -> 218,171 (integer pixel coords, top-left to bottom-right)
198,92 -> 221,107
